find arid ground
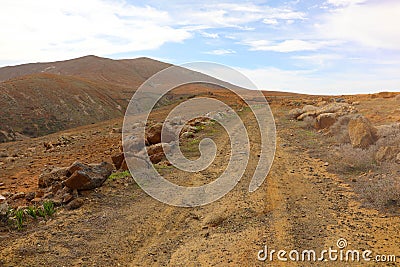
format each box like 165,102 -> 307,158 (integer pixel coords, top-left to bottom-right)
0,57 -> 399,266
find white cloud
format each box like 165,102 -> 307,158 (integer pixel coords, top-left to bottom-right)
262,18 -> 279,25
326,0 -> 367,6
173,3 -> 305,29
205,49 -> 236,55
292,54 -> 343,67
200,32 -> 220,39
319,1 -> 400,49
0,0 -> 191,62
243,39 -> 337,52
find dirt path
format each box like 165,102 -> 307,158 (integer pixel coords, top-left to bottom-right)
1,108 -> 399,266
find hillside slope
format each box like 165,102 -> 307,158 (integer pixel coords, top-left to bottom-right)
0,56 -> 171,140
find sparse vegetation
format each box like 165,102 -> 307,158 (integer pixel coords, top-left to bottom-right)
14,209 -> 25,230
43,201 -> 55,217
290,103 -> 400,214
26,206 -> 37,219
109,170 -> 131,181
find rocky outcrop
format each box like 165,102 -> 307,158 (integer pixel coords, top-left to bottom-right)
348,116 -> 378,148
64,162 -> 113,190
38,167 -> 69,188
315,113 -> 337,130
146,123 -> 176,145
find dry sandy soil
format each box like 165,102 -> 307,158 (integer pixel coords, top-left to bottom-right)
0,94 -> 399,266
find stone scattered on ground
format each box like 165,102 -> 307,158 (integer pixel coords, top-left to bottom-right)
33,161 -> 114,209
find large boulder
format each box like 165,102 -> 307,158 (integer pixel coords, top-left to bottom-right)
146,123 -> 175,145
64,162 -> 113,190
348,116 -> 378,148
302,105 -> 318,113
315,113 -> 337,130
38,167 -> 69,188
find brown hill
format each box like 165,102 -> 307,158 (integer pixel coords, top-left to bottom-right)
0,56 -> 171,141
0,55 -> 171,87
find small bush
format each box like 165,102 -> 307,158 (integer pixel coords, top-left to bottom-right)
376,123 -> 400,148
333,144 -> 377,174
357,174 -> 400,212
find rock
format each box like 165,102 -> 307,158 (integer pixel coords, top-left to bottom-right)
38,167 -> 69,188
67,161 -> 88,176
203,213 -> 226,227
111,127 -> 122,134
25,192 -> 35,201
35,190 -> 45,198
43,141 -> 54,150
348,116 -> 378,148
147,143 -> 172,164
188,117 -> 210,126
352,101 -> 360,105
64,162 -> 113,190
65,172 -> 92,190
119,159 -> 129,171
146,123 -> 175,145
31,198 -> 41,204
317,103 -> 350,115
334,98 -> 346,103
43,192 -> 54,199
302,105 -> 318,113
12,192 -> 26,200
181,132 -> 194,138
168,116 -> 184,126
149,153 -> 164,164
147,143 -> 164,156
1,191 -> 11,198
288,108 -> 303,119
123,137 -> 144,153
315,113 -> 337,129
297,111 -> 317,121
375,146 -> 399,162
111,153 -> 125,170
62,193 -> 74,204
316,101 -> 327,107
0,129 -> 19,143
65,198 -> 84,210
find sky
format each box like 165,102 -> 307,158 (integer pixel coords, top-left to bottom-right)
1,0 -> 400,94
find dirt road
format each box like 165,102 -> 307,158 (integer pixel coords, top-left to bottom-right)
1,107 -> 399,266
